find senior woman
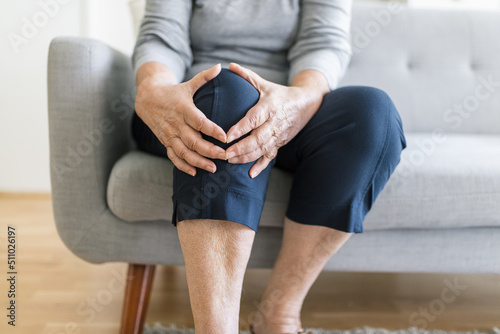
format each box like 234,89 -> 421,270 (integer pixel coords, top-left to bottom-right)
132,0 -> 407,333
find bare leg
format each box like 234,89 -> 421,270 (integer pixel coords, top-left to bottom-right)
250,217 -> 353,334
177,219 -> 255,334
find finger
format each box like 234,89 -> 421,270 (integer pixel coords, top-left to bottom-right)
229,62 -> 263,90
228,147 -> 263,164
226,122 -> 274,160
184,64 -> 227,142
226,103 -> 268,143
180,125 -> 226,160
188,63 -> 222,93
166,147 -> 196,177
249,150 -> 276,178
228,138 -> 276,164
171,137 -> 217,173
184,106 -> 226,143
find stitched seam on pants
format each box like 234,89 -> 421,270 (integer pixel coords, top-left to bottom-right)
357,93 -> 392,230
193,90 -> 213,100
225,188 -> 265,204
213,74 -> 220,126
200,77 -> 220,216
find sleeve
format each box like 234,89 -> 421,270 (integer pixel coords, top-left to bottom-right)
287,0 -> 353,90
131,0 -> 193,82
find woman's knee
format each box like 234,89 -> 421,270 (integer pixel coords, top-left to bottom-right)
335,86 -> 405,154
193,68 -> 259,148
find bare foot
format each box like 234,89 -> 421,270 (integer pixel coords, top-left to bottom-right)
250,315 -> 303,334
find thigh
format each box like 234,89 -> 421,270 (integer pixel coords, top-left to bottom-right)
275,86 -> 407,232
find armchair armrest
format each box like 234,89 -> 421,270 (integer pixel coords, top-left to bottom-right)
48,37 -> 135,261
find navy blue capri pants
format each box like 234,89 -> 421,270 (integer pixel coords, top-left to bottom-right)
132,69 -> 407,233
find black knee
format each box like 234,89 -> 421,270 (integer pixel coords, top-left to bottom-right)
193,69 -> 259,149
172,71 -> 269,232
334,86 -> 406,157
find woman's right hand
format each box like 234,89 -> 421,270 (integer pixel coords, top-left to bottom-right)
135,63 -> 227,176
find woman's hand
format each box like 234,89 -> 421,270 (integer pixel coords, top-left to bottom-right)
225,63 -> 329,178
135,63 -> 227,177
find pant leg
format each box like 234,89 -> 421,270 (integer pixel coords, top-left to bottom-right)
132,69 -> 275,232
275,86 -> 407,233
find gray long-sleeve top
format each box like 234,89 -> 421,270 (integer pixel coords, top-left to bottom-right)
132,0 -> 352,90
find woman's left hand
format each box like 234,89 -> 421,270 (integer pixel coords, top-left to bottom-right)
225,63 -> 328,178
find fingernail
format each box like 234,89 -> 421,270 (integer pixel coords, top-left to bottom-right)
250,171 -> 256,178
228,158 -> 236,164
190,170 -> 196,177
208,165 -> 216,173
226,135 -> 234,143
226,151 -> 236,160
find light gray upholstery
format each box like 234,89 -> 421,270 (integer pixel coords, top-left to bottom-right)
48,3 -> 500,273
344,3 -> 500,134
108,133 -> 500,231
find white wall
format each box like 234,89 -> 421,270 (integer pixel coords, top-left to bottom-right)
0,0 -> 135,193
408,0 -> 500,9
82,0 -> 135,56
0,0 -> 81,192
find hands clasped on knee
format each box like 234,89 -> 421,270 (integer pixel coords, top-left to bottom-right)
135,62 -> 327,179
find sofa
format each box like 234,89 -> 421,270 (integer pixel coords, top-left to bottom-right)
48,2 -> 500,333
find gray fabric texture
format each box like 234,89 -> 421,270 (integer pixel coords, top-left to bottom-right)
143,324 -> 500,334
48,3 -> 500,273
342,3 -> 500,134
132,0 -> 352,89
108,133 -> 500,231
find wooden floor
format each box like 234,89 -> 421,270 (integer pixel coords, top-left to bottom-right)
0,193 -> 499,334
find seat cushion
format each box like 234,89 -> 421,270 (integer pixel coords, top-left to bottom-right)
107,133 -> 500,231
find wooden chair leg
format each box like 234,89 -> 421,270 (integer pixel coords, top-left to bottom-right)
119,264 -> 156,334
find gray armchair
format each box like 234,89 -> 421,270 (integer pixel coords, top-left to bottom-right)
48,3 -> 500,334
